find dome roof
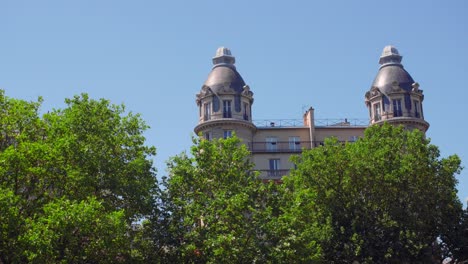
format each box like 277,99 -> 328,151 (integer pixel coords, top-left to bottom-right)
204,66 -> 246,93
372,65 -> 415,93
202,47 -> 246,94
371,45 -> 415,94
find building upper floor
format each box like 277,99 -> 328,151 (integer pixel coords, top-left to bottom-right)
194,45 -> 429,156
192,45 -> 430,180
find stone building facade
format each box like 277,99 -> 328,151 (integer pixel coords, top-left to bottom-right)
195,46 -> 428,180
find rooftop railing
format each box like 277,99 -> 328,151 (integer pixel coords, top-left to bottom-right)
315,118 -> 368,127
253,118 -> 368,128
253,119 -> 305,127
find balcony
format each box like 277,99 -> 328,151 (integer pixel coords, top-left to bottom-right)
256,169 -> 290,180
249,141 -> 323,153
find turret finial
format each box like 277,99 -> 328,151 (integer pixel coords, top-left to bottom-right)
379,45 -> 402,66
212,47 -> 236,66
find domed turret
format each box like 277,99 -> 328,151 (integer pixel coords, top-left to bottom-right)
203,47 -> 246,95
195,47 -> 256,141
365,46 -> 429,132
373,46 -> 415,94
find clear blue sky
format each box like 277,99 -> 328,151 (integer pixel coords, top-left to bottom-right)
1,0 -> 467,206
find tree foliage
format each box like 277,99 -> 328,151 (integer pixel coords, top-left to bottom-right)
1,89 -> 466,263
0,90 -> 157,263
449,207 -> 468,263
144,136 -> 282,263
20,197 -> 129,264
0,187 -> 22,263
285,123 -> 464,263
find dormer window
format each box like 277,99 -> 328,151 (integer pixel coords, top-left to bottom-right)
223,100 -> 232,118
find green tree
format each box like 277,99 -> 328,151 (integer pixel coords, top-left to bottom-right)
285,124 -> 463,263
0,91 -> 158,262
145,136 -> 283,263
0,187 -> 23,264
0,92 -> 157,219
42,94 -> 158,221
20,197 -> 129,264
447,206 -> 468,263
0,90 -> 43,152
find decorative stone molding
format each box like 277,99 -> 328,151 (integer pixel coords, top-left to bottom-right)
391,81 -> 401,92
194,119 -> 257,135
242,85 -> 254,97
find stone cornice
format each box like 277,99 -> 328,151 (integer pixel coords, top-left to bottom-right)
194,119 -> 257,134
373,118 -> 430,131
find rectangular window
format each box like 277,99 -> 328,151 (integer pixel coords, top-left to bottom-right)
266,137 -> 278,151
204,132 -> 211,140
289,136 -> 301,151
269,159 -> 281,177
243,102 -> 249,120
204,102 -> 211,121
223,100 -> 232,118
414,100 -> 420,118
393,99 -> 402,117
373,103 -> 381,121
223,130 -> 232,139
